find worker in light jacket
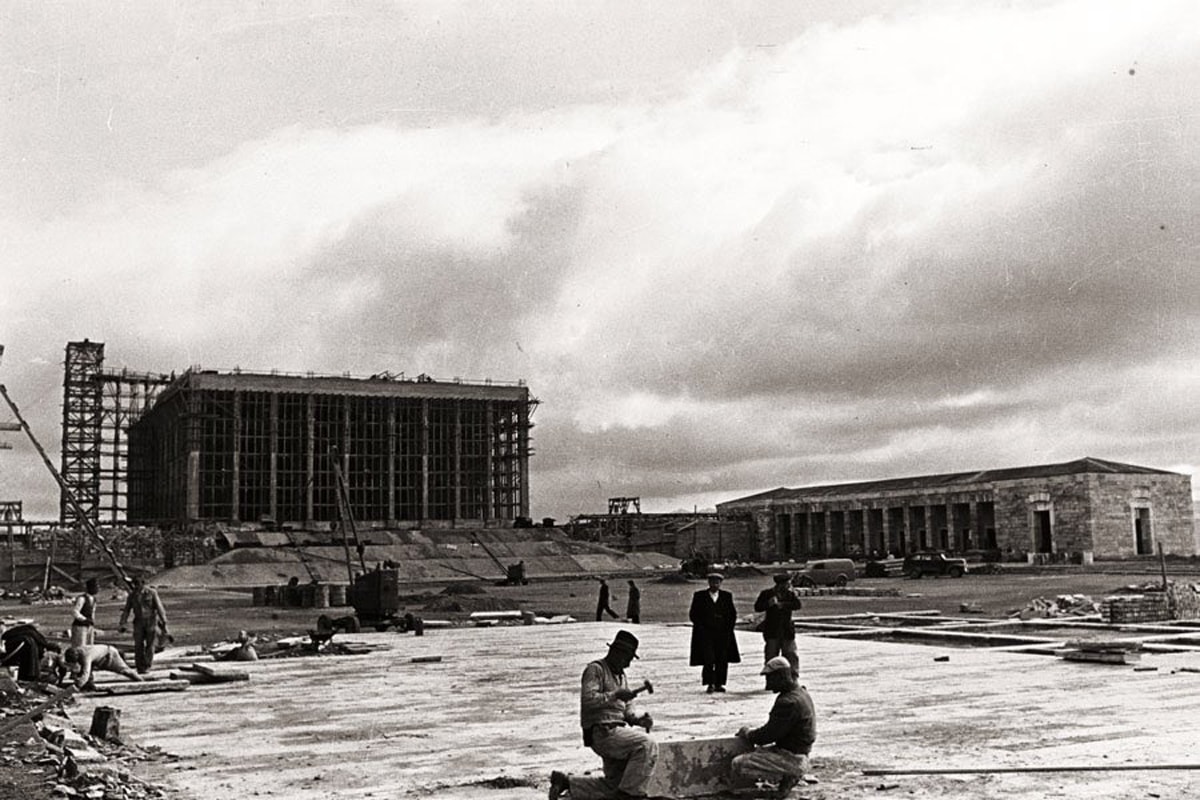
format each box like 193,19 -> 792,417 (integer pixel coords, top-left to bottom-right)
119,575 -> 171,674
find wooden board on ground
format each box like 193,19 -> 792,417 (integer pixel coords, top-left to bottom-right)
643,736 -> 754,798
90,679 -> 191,696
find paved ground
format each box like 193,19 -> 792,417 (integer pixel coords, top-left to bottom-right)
67,617 -> 1200,800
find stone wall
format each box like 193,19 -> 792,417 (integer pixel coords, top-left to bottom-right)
1089,473 -> 1195,557
1100,582 -> 1200,623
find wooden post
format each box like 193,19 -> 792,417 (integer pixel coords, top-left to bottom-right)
1159,541 -> 1168,591
89,707 -> 121,741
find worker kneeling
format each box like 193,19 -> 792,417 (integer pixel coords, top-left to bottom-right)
732,656 -> 817,797
549,630 -> 657,800
63,644 -> 144,690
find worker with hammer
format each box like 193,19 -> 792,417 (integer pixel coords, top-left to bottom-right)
549,630 -> 656,800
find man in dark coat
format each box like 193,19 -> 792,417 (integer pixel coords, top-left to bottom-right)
754,573 -> 802,683
688,572 -> 740,693
596,578 -> 619,621
625,580 -> 641,624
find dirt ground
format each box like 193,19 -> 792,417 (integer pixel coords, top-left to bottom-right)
5,568 -> 1200,799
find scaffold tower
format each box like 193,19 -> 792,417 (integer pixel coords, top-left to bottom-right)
60,340 -> 104,526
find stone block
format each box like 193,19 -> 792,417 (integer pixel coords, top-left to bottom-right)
643,736 -> 754,798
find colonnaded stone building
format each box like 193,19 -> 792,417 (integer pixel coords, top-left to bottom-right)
716,457 -> 1195,563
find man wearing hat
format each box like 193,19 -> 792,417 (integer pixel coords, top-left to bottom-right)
688,572 -> 740,693
549,630 -> 656,800
731,656 -> 817,796
753,574 -> 802,682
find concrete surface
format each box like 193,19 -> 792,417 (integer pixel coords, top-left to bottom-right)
71,622 -> 1200,800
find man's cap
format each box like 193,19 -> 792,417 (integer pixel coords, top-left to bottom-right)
760,656 -> 793,675
706,572 -> 724,581
608,629 -> 640,658
773,573 -> 792,584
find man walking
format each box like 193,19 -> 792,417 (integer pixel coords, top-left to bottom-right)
688,572 -> 740,693
754,573 -> 802,680
732,656 -> 817,797
548,630 -> 657,800
595,578 -> 619,621
118,575 -> 170,674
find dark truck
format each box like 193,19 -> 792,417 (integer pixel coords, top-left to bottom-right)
903,551 -> 969,579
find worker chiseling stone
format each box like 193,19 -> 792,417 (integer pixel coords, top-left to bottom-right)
549,630 -> 656,800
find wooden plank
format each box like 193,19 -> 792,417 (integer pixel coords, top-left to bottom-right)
92,680 -> 190,696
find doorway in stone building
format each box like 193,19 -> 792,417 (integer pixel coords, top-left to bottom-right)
1035,510 -> 1053,554
1134,507 -> 1152,555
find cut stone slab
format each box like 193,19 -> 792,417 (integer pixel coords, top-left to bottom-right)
644,736 -> 753,798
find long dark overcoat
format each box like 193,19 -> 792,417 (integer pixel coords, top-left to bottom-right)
688,588 -> 741,667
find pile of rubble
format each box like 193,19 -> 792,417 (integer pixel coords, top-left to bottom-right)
1009,594 -> 1101,619
1,673 -> 177,800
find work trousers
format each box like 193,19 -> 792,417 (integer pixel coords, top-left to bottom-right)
731,745 -> 810,784
70,622 -> 95,648
763,637 -> 799,675
568,725 -> 658,800
131,620 -> 159,673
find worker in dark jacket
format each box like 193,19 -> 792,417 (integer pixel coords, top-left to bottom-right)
625,580 -> 641,624
754,573 -> 802,680
732,656 -> 817,795
595,578 -> 619,621
688,572 -> 740,693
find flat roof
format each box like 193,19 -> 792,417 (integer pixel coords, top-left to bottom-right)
157,369 -> 531,403
720,457 -> 1184,506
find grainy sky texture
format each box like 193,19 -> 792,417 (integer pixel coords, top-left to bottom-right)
1,1 -> 1197,522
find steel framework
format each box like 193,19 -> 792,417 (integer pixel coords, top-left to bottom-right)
60,341 -> 172,527
60,340 -> 104,526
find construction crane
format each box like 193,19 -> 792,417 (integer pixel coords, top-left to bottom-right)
0,382 -> 134,590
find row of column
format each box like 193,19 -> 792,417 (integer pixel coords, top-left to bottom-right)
775,499 -> 996,558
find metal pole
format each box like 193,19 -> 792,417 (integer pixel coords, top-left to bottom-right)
864,764 -> 1200,776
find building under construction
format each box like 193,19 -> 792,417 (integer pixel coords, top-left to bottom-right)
61,341 -> 535,530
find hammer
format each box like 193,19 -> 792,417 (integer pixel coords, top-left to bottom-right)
631,679 -> 654,697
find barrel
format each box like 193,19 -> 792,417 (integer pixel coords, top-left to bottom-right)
261,585 -> 277,606
252,586 -> 266,606
328,583 -> 348,607
312,583 -> 331,609
300,583 -> 316,608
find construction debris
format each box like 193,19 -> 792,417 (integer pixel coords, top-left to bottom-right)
1009,594 -> 1100,619
1056,640 -> 1142,665
1,681 -> 177,800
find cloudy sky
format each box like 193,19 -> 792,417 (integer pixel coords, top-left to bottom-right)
1,1 -> 1197,523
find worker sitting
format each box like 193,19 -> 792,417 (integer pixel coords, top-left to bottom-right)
732,656 -> 817,797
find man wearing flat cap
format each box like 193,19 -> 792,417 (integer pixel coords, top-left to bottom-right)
688,572 -> 740,693
549,630 -> 657,800
754,573 -> 802,683
732,656 -> 817,797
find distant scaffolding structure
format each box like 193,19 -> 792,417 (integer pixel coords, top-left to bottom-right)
128,369 -> 536,527
60,341 -> 104,526
60,341 -> 173,526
